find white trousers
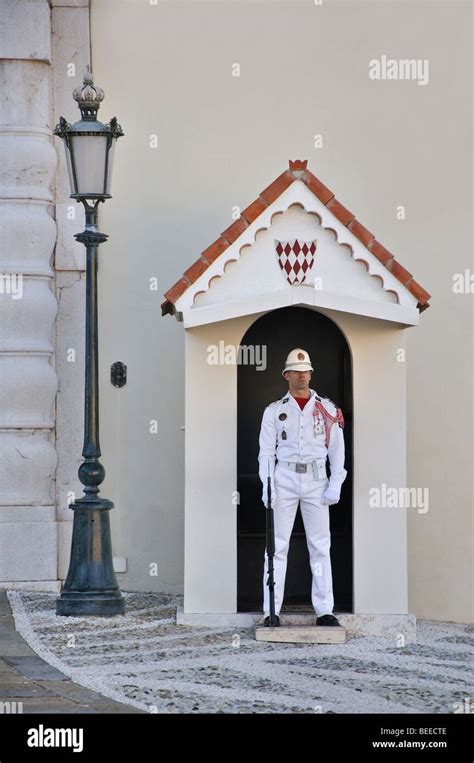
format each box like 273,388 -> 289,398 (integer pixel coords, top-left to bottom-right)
263,462 -> 334,617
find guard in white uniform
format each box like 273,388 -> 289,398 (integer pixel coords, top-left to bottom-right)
258,348 -> 347,626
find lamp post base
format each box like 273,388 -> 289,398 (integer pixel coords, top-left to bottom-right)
57,499 -> 125,617
56,589 -> 125,617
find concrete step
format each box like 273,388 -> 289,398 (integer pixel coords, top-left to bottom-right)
255,624 -> 347,644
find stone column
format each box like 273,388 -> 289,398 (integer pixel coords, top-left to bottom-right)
50,0 -> 91,583
0,0 -> 59,589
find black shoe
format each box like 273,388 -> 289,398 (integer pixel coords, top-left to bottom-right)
264,615 -> 280,627
316,614 -> 341,627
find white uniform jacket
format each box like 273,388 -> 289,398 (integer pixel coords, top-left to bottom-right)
258,388 -> 347,494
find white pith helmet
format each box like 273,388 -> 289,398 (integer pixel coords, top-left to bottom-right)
282,348 -> 314,376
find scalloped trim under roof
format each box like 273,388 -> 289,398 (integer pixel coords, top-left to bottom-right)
161,159 -> 431,317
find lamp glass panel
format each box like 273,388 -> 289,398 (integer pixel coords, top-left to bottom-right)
70,134 -> 108,195
64,142 -> 75,193
105,138 -> 116,195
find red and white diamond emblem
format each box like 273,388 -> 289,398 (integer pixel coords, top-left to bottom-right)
275,239 -> 317,285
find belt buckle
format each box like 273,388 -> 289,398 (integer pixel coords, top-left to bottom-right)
295,463 -> 306,474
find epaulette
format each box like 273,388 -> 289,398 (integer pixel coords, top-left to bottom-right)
266,395 -> 289,410
320,394 -> 338,408
321,395 -> 339,411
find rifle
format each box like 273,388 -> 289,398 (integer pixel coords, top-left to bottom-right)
265,459 -> 278,626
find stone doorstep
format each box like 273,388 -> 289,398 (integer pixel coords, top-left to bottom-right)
176,607 -> 417,642
255,625 -> 346,644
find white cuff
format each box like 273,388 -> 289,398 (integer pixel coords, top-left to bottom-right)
258,456 -> 275,485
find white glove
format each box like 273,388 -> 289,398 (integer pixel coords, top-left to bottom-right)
262,480 -> 276,508
321,488 -> 340,506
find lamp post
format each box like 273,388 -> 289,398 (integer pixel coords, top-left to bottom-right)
54,67 -> 125,616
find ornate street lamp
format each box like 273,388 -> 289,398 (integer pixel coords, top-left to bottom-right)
54,67 -> 125,616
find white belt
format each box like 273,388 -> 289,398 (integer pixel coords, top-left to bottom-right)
279,458 -> 326,479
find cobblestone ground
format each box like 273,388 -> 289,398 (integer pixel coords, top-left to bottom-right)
8,591 -> 473,714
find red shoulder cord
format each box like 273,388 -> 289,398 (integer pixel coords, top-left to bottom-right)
312,400 -> 344,448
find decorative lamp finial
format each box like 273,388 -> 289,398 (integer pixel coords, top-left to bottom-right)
73,66 -> 105,120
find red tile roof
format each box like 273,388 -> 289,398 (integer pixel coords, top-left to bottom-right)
161,159 -> 431,316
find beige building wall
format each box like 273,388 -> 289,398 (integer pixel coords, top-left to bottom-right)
89,0 -> 472,622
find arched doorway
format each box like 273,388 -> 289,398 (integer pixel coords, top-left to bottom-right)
237,305 -> 353,613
